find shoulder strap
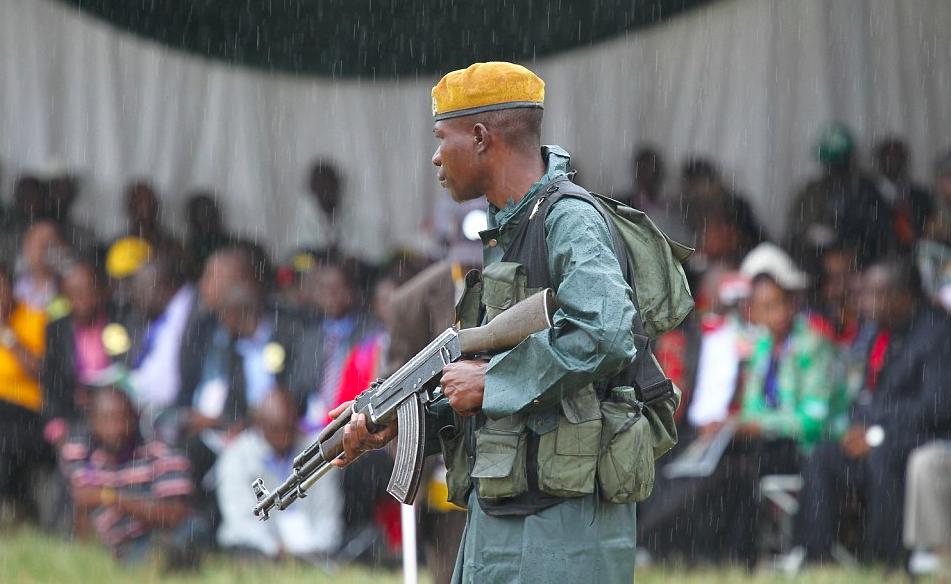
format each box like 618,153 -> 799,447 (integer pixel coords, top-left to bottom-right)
504,176 -> 675,407
498,179 -> 561,289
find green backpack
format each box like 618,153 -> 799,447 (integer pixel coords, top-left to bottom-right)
524,176 -> 695,340
516,177 -> 694,467
583,192 -> 694,339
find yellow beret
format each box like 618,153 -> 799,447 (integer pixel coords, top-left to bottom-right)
432,62 -> 544,121
106,236 -> 153,279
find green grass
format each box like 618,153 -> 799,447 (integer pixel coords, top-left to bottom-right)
0,527 -> 922,584
0,527 -> 416,584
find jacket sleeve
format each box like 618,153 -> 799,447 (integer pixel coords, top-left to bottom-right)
876,322 -> 951,439
482,198 -> 638,418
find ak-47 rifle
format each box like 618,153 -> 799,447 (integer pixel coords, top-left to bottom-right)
251,288 -> 558,520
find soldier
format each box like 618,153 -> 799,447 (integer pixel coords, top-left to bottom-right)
333,62 -> 641,583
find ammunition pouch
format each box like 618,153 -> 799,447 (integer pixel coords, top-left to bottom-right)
438,421 -> 472,508
597,387 -> 656,503
536,384 -> 602,498
471,415 -> 529,500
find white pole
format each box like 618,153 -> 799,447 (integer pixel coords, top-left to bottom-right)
401,501 -> 419,584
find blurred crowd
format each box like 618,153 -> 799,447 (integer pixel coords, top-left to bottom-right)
1,121 -> 951,578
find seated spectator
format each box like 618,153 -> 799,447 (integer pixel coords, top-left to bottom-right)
104,236 -> 153,310
790,258 -> 951,568
679,156 -> 766,269
216,388 -> 342,563
59,386 -> 204,567
809,248 -> 877,439
183,192 -> 235,270
0,263 -> 47,515
715,244 -> 838,566
614,147 -> 690,245
41,260 -> 128,445
808,245 -> 861,344
640,246 -> 837,568
298,259 -> 370,431
211,279 -> 306,424
176,244 -> 303,534
126,250 -> 197,414
904,441 -> 951,581
179,247 -> 247,433
41,170 -> 101,258
786,122 -> 890,270
735,243 -> 838,449
306,159 -> 344,255
335,277 -> 396,404
182,245 -> 302,431
685,269 -> 754,432
123,181 -> 179,251
15,220 -> 70,315
873,137 -> 933,253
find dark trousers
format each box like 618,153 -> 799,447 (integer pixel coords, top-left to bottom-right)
180,433 -> 221,531
722,437 -> 801,566
793,439 -> 908,566
638,436 -> 800,566
0,401 -> 51,516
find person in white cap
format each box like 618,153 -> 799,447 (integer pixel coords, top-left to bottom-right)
711,243 -> 840,566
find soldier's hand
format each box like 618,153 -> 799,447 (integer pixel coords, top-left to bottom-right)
328,400 -> 354,420
330,412 -> 398,468
441,360 -> 489,417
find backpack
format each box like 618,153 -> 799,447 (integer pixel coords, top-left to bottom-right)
508,176 -> 694,339
507,176 -> 694,460
585,191 -> 694,338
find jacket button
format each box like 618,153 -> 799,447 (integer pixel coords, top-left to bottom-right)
532,399 -> 540,406
488,239 -> 498,247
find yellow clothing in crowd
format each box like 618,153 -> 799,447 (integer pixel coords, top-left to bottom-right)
0,305 -> 46,412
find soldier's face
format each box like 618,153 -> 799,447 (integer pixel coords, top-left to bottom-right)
432,119 -> 483,203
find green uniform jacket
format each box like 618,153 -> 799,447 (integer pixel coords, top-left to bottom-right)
481,145 -> 638,418
445,146 -> 640,584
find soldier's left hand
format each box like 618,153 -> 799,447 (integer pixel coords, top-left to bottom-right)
441,360 -> 488,416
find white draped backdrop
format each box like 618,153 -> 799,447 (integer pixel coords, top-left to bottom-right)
2,0 -> 950,262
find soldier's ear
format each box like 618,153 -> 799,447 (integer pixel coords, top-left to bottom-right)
472,123 -> 490,154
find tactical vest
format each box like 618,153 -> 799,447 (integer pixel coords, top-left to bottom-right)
438,177 -> 677,514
